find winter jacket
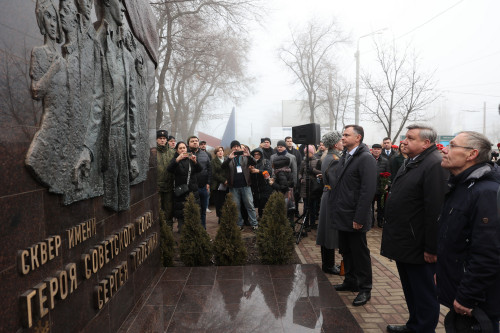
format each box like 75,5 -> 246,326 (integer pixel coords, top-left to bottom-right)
157,144 -> 175,192
271,167 -> 294,194
270,152 -> 298,185
167,155 -> 202,219
261,147 -> 275,161
298,155 -> 322,199
221,154 -> 256,188
249,148 -> 273,200
390,153 -> 405,181
316,150 -> 342,249
381,145 -> 448,264
192,149 -> 211,188
381,148 -> 396,160
330,143 -> 377,232
373,155 -> 390,195
436,163 -> 500,317
210,157 -> 227,190
287,147 -> 303,174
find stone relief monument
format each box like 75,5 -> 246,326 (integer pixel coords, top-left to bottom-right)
26,0 -> 158,211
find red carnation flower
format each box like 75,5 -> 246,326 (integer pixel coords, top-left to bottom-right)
436,144 -> 444,151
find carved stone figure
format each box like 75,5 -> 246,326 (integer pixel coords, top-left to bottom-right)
74,0 -> 139,211
26,0 -> 70,193
27,0 -> 155,211
124,28 -> 149,185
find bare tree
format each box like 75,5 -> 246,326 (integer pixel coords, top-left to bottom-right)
362,40 -> 438,142
165,20 -> 253,138
278,19 -> 348,123
320,73 -> 353,131
151,0 -> 263,136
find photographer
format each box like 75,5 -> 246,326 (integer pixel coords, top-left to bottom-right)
167,141 -> 202,232
222,140 -> 258,231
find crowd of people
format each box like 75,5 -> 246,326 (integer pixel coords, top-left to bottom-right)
156,125 -> 500,333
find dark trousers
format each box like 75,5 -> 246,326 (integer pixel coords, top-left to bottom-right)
213,189 -> 226,218
372,194 -> 384,226
159,191 -> 174,227
198,187 -> 209,229
294,188 -> 301,215
338,230 -> 372,292
396,261 -> 439,333
321,246 -> 336,269
253,194 -> 270,218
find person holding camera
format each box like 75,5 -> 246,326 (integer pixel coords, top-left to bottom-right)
222,140 -> 258,231
167,141 -> 202,232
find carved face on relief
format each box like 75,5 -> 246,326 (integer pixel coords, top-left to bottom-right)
42,5 -> 59,40
135,56 -> 144,76
77,0 -> 93,20
107,0 -> 125,26
60,0 -> 78,33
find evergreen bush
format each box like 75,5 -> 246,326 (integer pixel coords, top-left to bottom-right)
159,209 -> 175,266
213,193 -> 247,265
179,193 -> 213,266
257,191 -> 295,264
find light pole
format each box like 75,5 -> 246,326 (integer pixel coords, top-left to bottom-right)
354,28 -> 387,125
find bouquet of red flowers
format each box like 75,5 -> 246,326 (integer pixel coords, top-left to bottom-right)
379,172 -> 391,207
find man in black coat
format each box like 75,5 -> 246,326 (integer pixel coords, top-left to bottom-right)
260,137 -> 275,161
371,143 -> 390,227
187,136 -> 212,229
381,125 -> 448,333
437,131 -> 500,332
381,137 -> 396,160
331,125 -> 377,306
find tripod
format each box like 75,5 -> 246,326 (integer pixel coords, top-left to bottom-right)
294,150 -> 313,245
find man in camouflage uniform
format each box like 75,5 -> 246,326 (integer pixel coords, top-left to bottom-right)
157,130 -> 175,227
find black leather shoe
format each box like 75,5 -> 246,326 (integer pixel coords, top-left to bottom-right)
322,265 -> 340,275
386,324 -> 414,333
334,283 -> 358,292
352,291 -> 371,306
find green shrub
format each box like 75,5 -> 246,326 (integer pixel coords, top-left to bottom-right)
159,209 -> 175,267
257,191 -> 295,264
179,193 -> 213,266
213,193 -> 247,265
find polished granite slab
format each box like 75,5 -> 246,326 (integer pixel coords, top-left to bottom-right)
118,264 -> 362,333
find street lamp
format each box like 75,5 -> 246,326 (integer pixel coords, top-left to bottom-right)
354,28 -> 387,125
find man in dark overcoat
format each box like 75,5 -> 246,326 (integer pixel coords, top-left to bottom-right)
331,125 -> 377,306
437,131 -> 500,333
382,124 -> 448,333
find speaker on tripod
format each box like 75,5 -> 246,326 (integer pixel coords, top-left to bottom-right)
292,123 -> 320,145
291,123 -> 320,244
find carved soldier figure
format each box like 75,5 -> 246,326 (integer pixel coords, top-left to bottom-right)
74,0 -> 139,211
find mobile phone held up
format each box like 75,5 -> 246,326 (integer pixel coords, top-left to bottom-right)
234,151 -> 244,156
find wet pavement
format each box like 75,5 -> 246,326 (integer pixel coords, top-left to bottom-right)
118,264 -> 362,332
118,206 -> 448,332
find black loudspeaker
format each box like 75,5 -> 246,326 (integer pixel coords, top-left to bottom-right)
292,123 -> 320,145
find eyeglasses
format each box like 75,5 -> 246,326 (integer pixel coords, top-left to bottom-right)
445,144 -> 475,150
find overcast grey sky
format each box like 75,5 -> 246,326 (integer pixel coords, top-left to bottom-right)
204,0 -> 500,147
